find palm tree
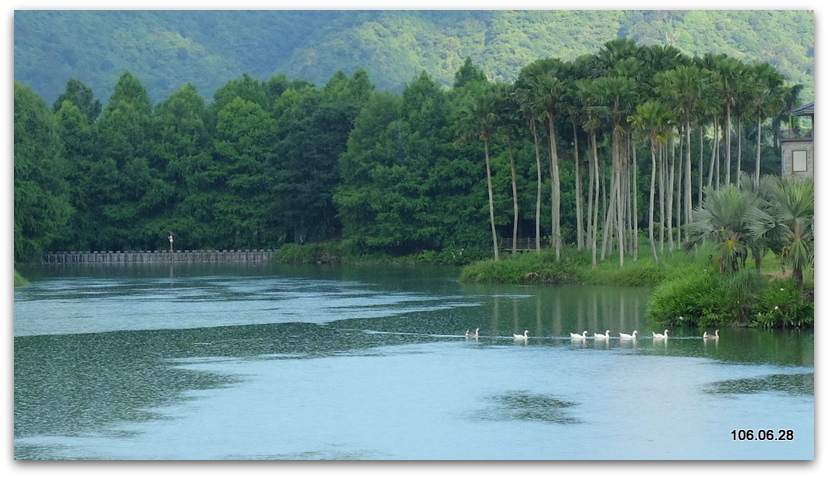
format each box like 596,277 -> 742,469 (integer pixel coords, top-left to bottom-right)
574,77 -> 603,268
455,84 -> 500,260
630,100 -> 674,264
750,176 -> 814,287
709,56 -> 746,185
596,38 -> 640,73
683,184 -> 759,275
493,83 -> 522,255
561,57 -> 594,251
591,75 -> 638,267
747,62 -> 786,186
771,84 -> 804,150
521,58 -> 566,260
514,80 -> 545,254
654,64 -> 706,230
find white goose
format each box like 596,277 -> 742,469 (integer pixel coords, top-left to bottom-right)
513,330 -> 529,340
703,329 -> 720,340
619,330 -> 638,340
594,330 -> 610,340
465,327 -> 479,339
652,329 -> 670,339
570,331 -> 588,340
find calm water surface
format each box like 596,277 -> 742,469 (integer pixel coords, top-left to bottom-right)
14,263 -> 814,460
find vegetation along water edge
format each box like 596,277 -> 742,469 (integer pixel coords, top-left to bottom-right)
15,31 -> 814,329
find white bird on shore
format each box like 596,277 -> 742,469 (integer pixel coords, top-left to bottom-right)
570,331 -> 588,340
465,327 -> 479,339
703,330 -> 719,340
513,330 -> 529,340
653,329 -> 670,339
594,330 -> 610,340
619,330 -> 638,340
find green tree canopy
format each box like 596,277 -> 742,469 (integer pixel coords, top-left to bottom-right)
14,81 -> 73,262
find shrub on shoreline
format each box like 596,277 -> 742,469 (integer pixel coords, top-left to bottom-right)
646,270 -> 812,329
14,270 -> 29,287
459,250 -> 585,284
274,242 -> 343,264
459,246 -> 813,329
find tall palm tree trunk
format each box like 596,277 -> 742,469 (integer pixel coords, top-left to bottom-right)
484,137 -> 499,261
754,114 -> 762,187
531,122 -> 542,253
648,137 -> 659,263
590,130 -> 600,269
508,138 -> 518,256
698,125 -> 704,206
736,118 -> 743,188
548,115 -> 562,260
573,121 -> 584,250
659,142 -> 666,253
708,119 -> 718,188
614,127 -> 625,267
725,105 -> 732,184
684,120 -> 692,226
675,135 -> 683,246
632,138 -> 639,261
666,140 -> 675,251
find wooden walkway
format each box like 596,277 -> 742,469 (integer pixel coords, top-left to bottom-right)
42,250 -> 277,264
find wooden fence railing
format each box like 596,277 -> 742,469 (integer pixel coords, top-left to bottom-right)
42,250 -> 277,264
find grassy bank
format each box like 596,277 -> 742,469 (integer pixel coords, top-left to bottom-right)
14,270 -> 29,287
459,244 -> 814,329
459,245 -> 701,286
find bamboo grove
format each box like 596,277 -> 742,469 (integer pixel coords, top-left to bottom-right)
14,39 -> 805,265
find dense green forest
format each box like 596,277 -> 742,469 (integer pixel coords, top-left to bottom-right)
14,38 -> 810,267
14,10 -> 814,105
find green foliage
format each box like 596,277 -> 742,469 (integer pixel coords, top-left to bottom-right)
410,247 -> 489,266
53,77 -> 102,122
14,11 -> 813,105
646,267 -> 735,327
605,263 -> 668,287
752,279 -> 814,328
14,81 -> 73,262
460,251 -> 584,285
646,266 -> 812,329
14,29 -> 812,288
14,270 -> 30,287
683,184 -> 760,274
275,242 -> 342,264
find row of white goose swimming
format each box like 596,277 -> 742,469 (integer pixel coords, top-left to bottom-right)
572,329 -> 720,340
464,328 -> 720,340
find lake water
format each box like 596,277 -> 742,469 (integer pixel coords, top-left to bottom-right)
13,263 -> 814,460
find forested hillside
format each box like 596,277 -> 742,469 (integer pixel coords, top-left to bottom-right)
15,38 -> 809,265
14,10 -> 814,104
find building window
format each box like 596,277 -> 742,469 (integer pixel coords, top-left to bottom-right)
793,150 -> 808,172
